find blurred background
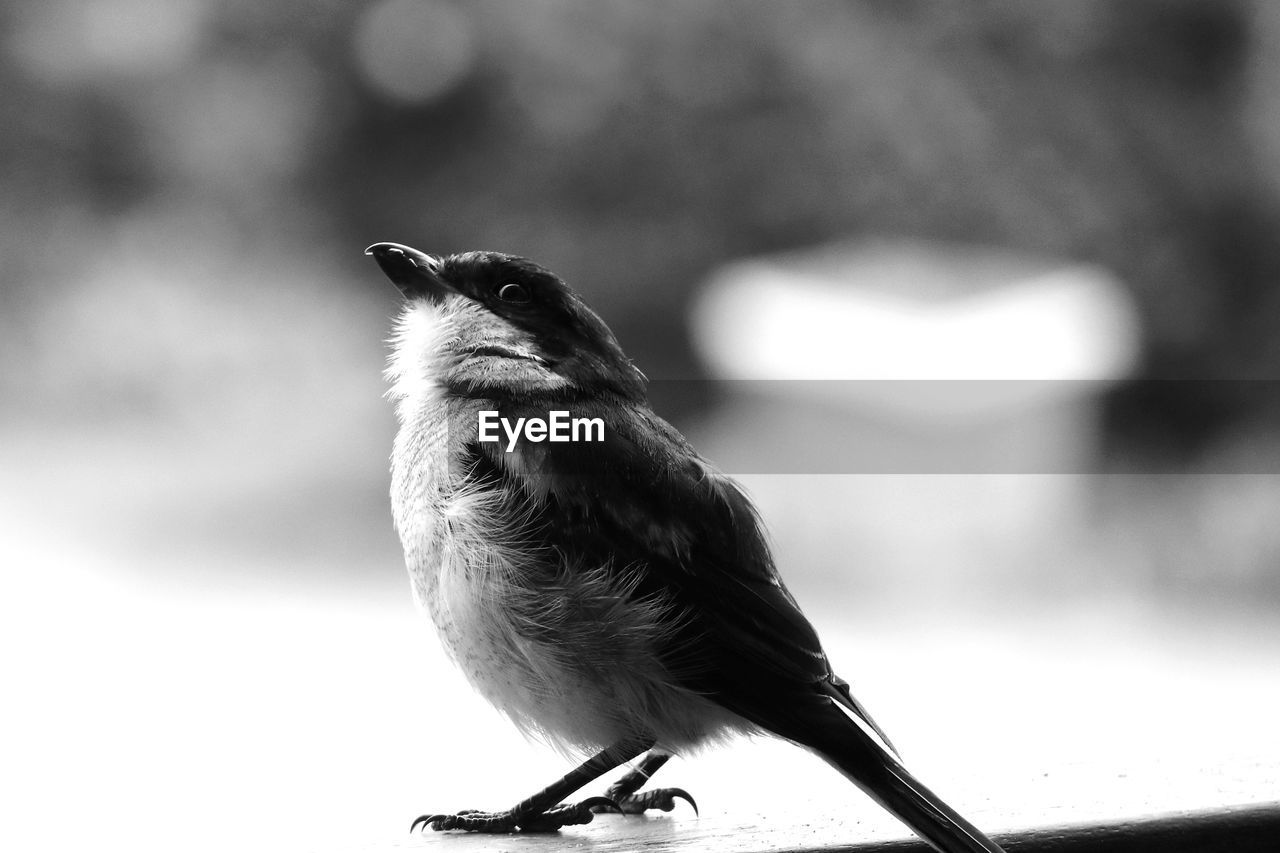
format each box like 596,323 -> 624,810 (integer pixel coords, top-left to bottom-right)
3,2 -> 1280,852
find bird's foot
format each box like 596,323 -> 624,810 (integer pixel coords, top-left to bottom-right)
592,787 -> 698,816
411,797 -> 617,833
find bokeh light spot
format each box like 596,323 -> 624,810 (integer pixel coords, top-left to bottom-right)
352,0 -> 475,104
8,0 -> 211,83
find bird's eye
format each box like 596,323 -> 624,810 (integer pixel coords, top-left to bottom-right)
496,282 -> 531,303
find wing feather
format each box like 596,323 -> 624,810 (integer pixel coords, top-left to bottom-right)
467,396 -> 889,744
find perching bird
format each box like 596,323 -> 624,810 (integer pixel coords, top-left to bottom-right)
367,241 -> 1006,853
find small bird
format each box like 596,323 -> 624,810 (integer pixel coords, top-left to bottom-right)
367,242 -> 1005,853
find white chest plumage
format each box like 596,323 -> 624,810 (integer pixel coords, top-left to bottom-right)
388,303 -> 551,732
386,301 -> 745,754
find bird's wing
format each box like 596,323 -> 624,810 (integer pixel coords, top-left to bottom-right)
466,396 -> 893,748
462,400 -> 1016,853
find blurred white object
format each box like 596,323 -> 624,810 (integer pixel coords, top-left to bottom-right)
694,238 -> 1139,420
688,238 -> 1142,598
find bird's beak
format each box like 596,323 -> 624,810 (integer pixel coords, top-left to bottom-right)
365,242 -> 451,302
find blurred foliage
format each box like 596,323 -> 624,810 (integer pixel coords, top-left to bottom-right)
2,0 -> 1280,450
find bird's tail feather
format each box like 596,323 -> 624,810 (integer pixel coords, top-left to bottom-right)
814,719 -> 1005,853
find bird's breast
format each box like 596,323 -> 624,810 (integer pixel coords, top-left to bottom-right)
389,396 -> 497,609
389,393 -> 749,753
390,396 -> 552,723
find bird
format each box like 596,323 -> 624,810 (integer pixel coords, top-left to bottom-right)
366,241 -> 1006,853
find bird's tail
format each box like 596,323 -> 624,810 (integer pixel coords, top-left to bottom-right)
812,710 -> 1005,853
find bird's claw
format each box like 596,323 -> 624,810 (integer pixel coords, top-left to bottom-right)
516,797 -> 614,832
411,810 -> 523,833
665,788 -> 698,816
592,787 -> 698,816
410,813 -> 446,833
410,797 -> 618,834
580,796 -> 621,812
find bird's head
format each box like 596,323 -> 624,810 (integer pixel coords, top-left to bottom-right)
368,242 -> 646,406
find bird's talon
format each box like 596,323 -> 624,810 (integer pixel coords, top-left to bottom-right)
602,787 -> 700,816
669,788 -> 698,815
410,813 -> 443,833
581,796 -> 620,814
